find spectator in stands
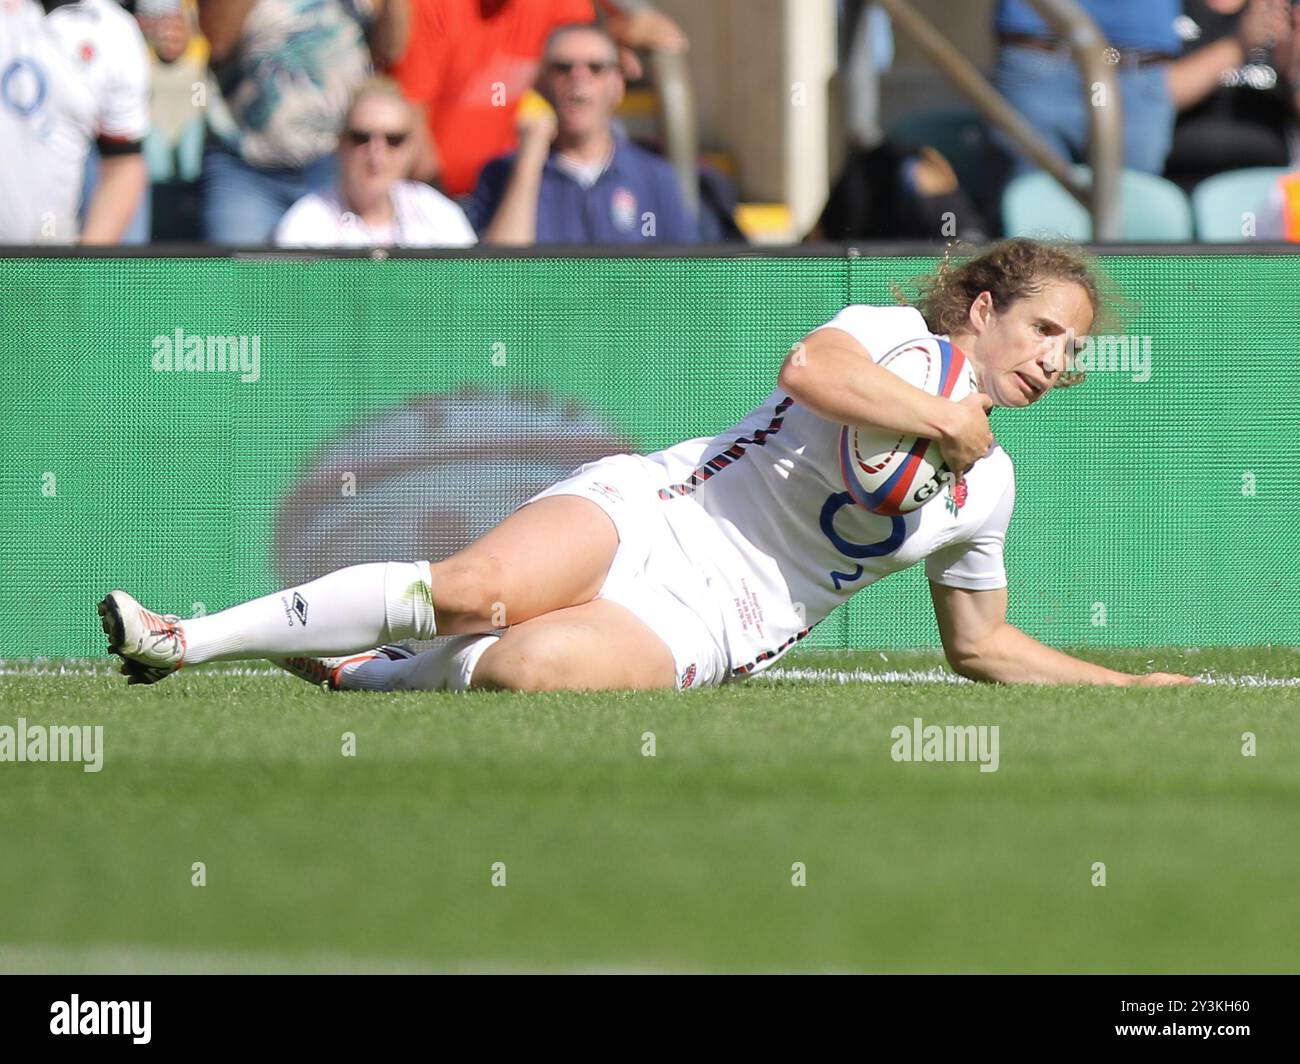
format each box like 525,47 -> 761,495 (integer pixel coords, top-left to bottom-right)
130,1 -> 207,241
0,0 -> 149,244
465,23 -> 696,246
134,0 -> 191,63
991,0 -> 1183,177
81,0 -> 197,245
275,79 -> 476,247
197,0 -> 409,245
392,0 -> 688,199
1165,0 -> 1299,192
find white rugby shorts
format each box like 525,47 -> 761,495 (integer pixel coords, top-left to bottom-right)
519,453 -> 732,690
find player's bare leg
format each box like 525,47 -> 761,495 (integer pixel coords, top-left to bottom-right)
426,495 -> 619,634
99,496 -> 620,683
471,600 -> 677,692
279,596 -> 676,694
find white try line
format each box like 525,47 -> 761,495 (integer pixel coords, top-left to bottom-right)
762,667 -> 1300,688
0,660 -> 275,678
2,660 -> 1298,687
766,666 -> 968,685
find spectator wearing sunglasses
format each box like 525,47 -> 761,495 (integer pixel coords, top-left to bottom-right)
274,78 -> 476,247
392,0 -> 688,198
466,23 -> 696,245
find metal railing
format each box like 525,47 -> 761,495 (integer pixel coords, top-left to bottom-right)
876,0 -> 1121,240
608,0 -> 700,218
649,49 -> 701,217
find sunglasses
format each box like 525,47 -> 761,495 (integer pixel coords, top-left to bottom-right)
344,128 -> 409,148
546,60 -> 617,75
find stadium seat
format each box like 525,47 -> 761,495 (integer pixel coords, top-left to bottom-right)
1002,166 -> 1193,241
888,107 -> 992,209
1191,167 -> 1292,242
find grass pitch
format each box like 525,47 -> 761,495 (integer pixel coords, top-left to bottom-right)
0,646 -> 1297,973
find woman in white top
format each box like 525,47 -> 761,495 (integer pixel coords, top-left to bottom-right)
101,239 -> 1196,691
274,78 -> 476,248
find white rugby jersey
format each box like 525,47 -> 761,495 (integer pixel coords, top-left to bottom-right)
0,0 -> 149,243
644,304 -> 1016,678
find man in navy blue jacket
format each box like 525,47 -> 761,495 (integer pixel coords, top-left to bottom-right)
466,22 -> 698,245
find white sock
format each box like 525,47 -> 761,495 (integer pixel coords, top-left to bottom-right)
340,635 -> 500,692
180,561 -> 438,663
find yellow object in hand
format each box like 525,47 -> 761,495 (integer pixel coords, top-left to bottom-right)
517,89 -> 555,120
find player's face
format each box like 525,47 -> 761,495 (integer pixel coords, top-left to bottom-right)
969,280 -> 1094,408
340,95 -> 414,207
540,31 -> 624,138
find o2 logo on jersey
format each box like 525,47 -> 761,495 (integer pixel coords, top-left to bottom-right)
818,490 -> 904,590
1,58 -> 49,117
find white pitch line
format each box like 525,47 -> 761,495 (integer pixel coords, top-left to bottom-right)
1192,674 -> 1300,688
762,667 -> 1300,688
764,666 -> 968,685
2,661 -> 1298,687
0,660 -> 276,678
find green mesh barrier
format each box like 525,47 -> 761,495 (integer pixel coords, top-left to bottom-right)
0,253 -> 1294,657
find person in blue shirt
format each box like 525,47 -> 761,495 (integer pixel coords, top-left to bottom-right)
992,0 -> 1183,177
466,22 -> 698,245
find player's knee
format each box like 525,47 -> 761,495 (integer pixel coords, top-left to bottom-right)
428,555 -> 507,628
471,631 -> 574,692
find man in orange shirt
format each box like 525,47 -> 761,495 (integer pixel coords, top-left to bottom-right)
392,0 -> 687,197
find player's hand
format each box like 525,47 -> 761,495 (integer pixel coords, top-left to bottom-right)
937,392 -> 994,475
1132,672 -> 1200,686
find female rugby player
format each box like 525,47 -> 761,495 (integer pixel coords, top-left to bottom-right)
98,238 -> 1195,691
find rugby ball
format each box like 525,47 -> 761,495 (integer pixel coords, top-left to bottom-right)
840,336 -> 978,515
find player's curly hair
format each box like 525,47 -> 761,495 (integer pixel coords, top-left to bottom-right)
904,238 -> 1118,389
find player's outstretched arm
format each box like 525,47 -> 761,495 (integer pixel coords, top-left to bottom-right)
929,582 -> 1197,686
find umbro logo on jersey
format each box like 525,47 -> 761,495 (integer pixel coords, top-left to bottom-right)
292,593 -> 309,625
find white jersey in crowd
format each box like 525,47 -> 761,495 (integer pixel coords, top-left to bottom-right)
0,0 -> 149,243
645,304 -> 1016,677
274,181 -> 478,248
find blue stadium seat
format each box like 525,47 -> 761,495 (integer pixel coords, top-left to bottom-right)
1002,166 -> 1193,241
1191,167 -> 1291,242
